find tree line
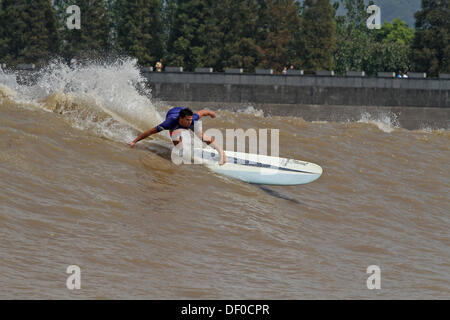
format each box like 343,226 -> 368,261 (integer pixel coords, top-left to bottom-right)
0,0 -> 448,76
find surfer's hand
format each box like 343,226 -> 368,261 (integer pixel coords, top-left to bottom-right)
128,141 -> 136,148
209,111 -> 216,118
203,135 -> 215,144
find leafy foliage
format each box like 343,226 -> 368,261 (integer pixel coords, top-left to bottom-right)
410,0 -> 450,76
166,0 -> 219,71
0,0 -> 447,76
259,0 -> 301,72
299,0 -> 336,72
0,0 -> 59,66
115,0 -> 164,66
333,0 -> 414,75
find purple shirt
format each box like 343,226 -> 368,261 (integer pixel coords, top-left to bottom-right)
155,107 -> 200,133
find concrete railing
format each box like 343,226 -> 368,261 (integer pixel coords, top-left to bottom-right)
195,67 -> 213,73
165,66 -> 183,72
256,69 -> 273,75
141,66 -> 153,72
286,70 -> 304,75
143,71 -> 450,89
225,68 -> 243,74
347,71 -> 365,77
377,72 -> 395,78
408,72 -> 427,78
316,70 -> 334,76
139,66 -> 449,80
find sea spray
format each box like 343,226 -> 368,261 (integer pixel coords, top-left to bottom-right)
0,58 -> 165,144
358,112 -> 400,133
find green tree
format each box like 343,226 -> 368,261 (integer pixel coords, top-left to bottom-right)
0,2 -> 3,64
376,18 -> 415,45
24,0 -> 59,64
333,0 -> 413,75
0,0 -> 24,64
215,0 -> 264,72
299,0 -> 336,72
166,0 -> 218,70
361,18 -> 414,75
258,0 -> 301,72
333,25 -> 372,75
161,0 -> 178,57
339,0 -> 367,29
411,0 -> 450,76
330,0 -> 422,28
287,0 -> 305,68
0,0 -> 59,66
363,41 -> 411,75
115,0 -> 164,66
332,0 -> 369,75
105,0 -> 120,52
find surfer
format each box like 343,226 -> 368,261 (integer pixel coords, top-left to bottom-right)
128,107 -> 227,165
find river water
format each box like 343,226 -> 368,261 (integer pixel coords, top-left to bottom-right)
0,60 -> 448,299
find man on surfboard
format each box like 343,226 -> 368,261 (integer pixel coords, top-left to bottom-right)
128,107 -> 227,165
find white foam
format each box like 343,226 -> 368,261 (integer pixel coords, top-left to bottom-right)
415,126 -> 447,134
357,112 -> 399,133
236,105 -> 265,117
0,58 -> 163,143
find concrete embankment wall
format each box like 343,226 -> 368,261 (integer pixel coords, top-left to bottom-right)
144,71 -> 450,130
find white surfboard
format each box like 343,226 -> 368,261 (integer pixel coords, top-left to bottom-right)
192,147 -> 323,186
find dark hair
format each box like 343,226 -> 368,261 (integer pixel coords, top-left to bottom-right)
179,108 -> 194,119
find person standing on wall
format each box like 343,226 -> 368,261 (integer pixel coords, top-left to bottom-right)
155,59 -> 163,72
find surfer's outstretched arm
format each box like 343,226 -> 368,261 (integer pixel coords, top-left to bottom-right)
128,127 -> 158,147
196,110 -> 216,119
